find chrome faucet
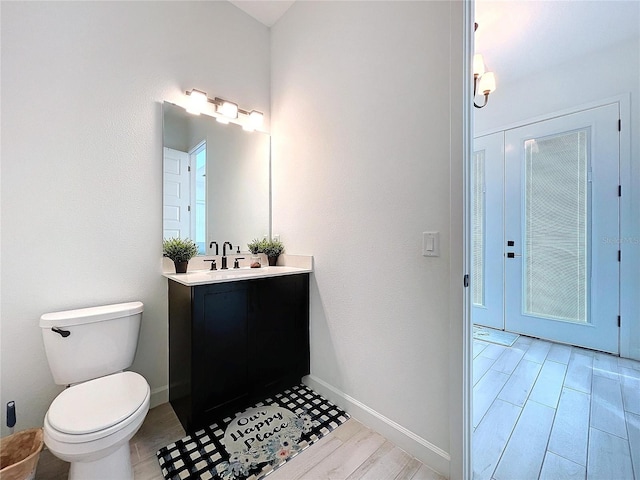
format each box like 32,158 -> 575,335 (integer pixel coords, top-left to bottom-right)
221,242 -> 233,269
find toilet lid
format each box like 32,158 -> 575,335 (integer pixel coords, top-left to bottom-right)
48,371 -> 149,435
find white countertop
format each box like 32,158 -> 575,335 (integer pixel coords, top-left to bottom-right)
164,265 -> 312,287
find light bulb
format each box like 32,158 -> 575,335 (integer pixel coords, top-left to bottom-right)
473,54 -> 485,77
478,72 -> 496,94
218,100 -> 238,119
186,89 -> 207,115
249,110 -> 264,129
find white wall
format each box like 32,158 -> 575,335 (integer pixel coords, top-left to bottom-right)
271,2 -> 464,475
475,37 -> 640,360
0,1 -> 270,436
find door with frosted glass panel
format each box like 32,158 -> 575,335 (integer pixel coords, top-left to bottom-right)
472,132 -> 504,330
504,104 -> 619,353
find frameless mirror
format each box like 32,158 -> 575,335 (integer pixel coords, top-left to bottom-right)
162,102 -> 270,255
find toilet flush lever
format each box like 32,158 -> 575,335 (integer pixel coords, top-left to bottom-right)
51,327 -> 70,338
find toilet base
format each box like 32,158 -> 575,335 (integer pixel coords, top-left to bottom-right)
68,443 -> 133,480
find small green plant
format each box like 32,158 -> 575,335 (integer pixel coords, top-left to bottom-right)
247,238 -> 268,254
263,239 -> 284,258
163,237 -> 199,263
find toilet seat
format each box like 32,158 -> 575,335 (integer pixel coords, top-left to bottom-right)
45,372 -> 149,443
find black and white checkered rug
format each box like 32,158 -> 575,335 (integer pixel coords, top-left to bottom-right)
156,384 -> 350,480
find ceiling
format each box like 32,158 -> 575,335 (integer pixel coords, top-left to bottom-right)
475,0 -> 640,86
229,0 -> 294,27
228,0 -> 639,87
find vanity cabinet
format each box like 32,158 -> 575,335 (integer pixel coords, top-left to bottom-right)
168,273 -> 310,432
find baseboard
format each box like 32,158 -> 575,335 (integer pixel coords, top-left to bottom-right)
150,385 -> 169,409
303,375 -> 450,479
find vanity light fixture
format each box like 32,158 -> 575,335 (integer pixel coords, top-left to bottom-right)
185,89 -> 263,131
473,23 -> 497,109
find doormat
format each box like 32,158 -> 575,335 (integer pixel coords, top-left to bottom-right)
473,325 -> 519,347
157,384 -> 349,480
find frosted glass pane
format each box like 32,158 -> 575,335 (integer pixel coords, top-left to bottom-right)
472,150 -> 485,306
524,130 -> 589,322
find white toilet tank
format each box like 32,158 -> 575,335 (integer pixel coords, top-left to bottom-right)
40,302 -> 144,385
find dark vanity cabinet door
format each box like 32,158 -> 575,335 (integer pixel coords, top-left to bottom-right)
192,282 -> 250,427
168,279 -> 194,430
168,273 -> 310,433
248,275 -> 310,392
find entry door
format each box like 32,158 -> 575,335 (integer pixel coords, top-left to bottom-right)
163,147 -> 191,239
504,104 -> 620,353
472,132 -> 505,330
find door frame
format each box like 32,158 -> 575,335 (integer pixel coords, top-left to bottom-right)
450,1 -> 473,479
189,140 -> 207,254
475,94 -> 630,140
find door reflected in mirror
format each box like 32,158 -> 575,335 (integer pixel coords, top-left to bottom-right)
163,102 -> 270,256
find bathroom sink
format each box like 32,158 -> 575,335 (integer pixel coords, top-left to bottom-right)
206,266 -> 282,276
164,265 -> 311,286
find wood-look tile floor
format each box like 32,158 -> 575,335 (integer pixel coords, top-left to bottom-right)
473,334 -> 640,480
36,403 -> 443,480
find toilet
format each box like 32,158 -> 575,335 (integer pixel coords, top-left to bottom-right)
39,301 -> 150,480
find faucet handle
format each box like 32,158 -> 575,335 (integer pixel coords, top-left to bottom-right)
204,259 -> 217,271
233,257 -> 245,269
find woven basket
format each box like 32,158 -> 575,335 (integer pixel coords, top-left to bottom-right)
0,428 -> 44,480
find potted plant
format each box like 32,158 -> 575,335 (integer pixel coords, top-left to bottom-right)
163,237 -> 199,273
263,239 -> 284,266
247,238 -> 268,255
247,238 -> 268,268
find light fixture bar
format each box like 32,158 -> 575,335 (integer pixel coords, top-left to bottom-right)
185,89 -> 263,129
